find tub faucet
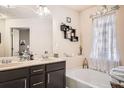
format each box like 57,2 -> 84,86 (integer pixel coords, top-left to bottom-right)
63,53 -> 71,57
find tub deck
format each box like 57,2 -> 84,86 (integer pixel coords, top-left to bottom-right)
66,68 -> 112,88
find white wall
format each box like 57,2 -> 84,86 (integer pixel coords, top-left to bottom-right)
0,19 -> 5,57
50,6 -> 81,57
4,17 -> 53,56
79,7 -> 96,59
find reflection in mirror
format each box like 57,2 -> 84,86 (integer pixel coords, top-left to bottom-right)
11,28 -> 30,56
0,5 -> 53,58
0,19 -> 5,57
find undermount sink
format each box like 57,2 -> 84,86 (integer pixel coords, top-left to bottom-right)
0,63 -> 22,68
41,57 -> 56,61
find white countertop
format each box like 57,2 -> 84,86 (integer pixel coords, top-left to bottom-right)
0,57 -> 66,71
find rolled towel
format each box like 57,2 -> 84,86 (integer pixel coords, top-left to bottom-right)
110,66 -> 124,82
110,71 -> 124,82
111,66 -> 124,73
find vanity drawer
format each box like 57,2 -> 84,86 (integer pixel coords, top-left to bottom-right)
30,65 -> 45,75
30,74 -> 45,88
0,68 -> 28,83
46,61 -> 65,72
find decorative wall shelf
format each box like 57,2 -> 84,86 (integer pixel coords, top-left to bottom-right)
60,23 -> 78,42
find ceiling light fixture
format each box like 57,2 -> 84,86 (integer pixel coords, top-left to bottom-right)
36,5 -> 50,16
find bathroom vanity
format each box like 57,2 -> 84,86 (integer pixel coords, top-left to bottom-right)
0,59 -> 66,88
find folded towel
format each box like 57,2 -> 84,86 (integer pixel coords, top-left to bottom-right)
110,71 -> 124,82
110,66 -> 124,82
111,66 -> 124,73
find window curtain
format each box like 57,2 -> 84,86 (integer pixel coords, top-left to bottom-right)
90,13 -> 120,73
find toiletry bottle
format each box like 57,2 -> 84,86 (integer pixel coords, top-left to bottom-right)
44,51 -> 48,59
30,52 -> 34,60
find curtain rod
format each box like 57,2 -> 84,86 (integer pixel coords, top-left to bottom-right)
90,6 -> 120,20
90,10 -> 116,20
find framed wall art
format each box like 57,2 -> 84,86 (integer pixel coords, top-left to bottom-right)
66,17 -> 71,23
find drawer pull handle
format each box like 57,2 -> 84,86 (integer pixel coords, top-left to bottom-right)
32,69 -> 44,73
47,74 -> 50,84
24,79 -> 27,88
32,82 -> 44,86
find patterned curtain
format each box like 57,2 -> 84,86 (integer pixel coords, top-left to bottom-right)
90,13 -> 120,73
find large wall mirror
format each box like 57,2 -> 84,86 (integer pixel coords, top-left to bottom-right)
0,5 -> 53,57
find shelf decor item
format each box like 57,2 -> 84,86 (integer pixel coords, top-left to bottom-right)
82,58 -> 89,69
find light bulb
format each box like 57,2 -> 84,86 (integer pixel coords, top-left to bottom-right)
43,6 -> 50,15
36,5 -> 44,16
35,5 -> 50,16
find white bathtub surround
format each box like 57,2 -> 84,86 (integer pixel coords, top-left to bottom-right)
66,68 -> 112,88
65,55 -> 83,69
90,13 -> 120,73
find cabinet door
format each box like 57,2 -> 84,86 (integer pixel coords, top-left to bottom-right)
0,78 -> 27,88
46,69 -> 65,88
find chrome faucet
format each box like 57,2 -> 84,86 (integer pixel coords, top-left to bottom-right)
42,51 -> 49,59
19,50 -> 30,61
1,59 -> 12,64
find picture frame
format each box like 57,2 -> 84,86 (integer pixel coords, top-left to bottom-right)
66,17 -> 71,23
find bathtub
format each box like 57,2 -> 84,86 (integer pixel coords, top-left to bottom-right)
66,68 -> 112,88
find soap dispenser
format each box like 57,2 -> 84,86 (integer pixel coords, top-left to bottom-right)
30,51 -> 34,60
43,51 -> 49,59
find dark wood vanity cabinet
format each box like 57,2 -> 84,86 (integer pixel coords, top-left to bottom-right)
46,62 -> 66,88
46,69 -> 65,88
0,61 -> 66,88
0,78 -> 27,88
0,68 -> 29,88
